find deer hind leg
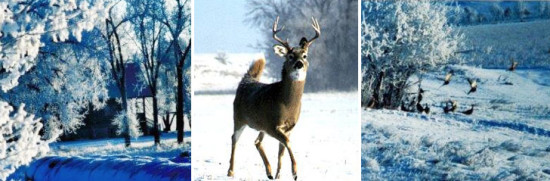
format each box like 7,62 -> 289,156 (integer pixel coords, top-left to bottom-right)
228,124 -> 245,177
255,132 -> 273,179
275,142 -> 285,179
273,129 -> 297,180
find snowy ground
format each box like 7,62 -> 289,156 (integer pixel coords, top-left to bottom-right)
192,92 -> 360,180
8,132 -> 191,181
459,19 -> 550,68
362,66 -> 550,180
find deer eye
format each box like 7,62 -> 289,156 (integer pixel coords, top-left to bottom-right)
303,54 -> 307,59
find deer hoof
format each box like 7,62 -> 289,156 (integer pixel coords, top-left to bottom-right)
294,175 -> 298,180
268,175 -> 273,180
227,170 -> 234,177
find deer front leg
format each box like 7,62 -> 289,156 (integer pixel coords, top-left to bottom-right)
275,142 -> 285,179
255,132 -> 273,179
228,125 -> 245,177
273,129 -> 297,180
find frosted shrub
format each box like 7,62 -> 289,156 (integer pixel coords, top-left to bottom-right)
0,102 -> 58,180
361,0 -> 462,108
112,99 -> 142,138
0,0 -> 108,178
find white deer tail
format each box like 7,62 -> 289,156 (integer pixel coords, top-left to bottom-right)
246,58 -> 265,81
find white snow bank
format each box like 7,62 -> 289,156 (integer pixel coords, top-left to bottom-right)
193,53 -> 275,93
25,155 -> 190,181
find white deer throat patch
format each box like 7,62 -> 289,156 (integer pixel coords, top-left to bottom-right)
290,68 -> 307,81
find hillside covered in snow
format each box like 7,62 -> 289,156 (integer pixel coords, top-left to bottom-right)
193,53 -> 275,94
458,19 -> 550,68
362,65 -> 550,180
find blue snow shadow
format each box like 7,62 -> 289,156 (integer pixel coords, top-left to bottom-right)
24,155 -> 191,181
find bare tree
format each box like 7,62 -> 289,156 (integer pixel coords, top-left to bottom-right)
152,0 -> 191,144
101,3 -> 134,147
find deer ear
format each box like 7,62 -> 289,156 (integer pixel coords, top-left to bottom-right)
299,37 -> 308,48
273,45 -> 287,57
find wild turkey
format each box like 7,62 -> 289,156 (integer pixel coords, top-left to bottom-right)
467,78 -> 477,94
424,104 -> 430,114
417,88 -> 425,102
443,100 -> 458,114
416,103 -> 424,113
442,70 -> 454,86
508,61 -> 518,71
450,100 -> 458,112
461,105 -> 474,115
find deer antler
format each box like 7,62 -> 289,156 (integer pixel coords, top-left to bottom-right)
273,16 -> 291,50
304,17 -> 321,48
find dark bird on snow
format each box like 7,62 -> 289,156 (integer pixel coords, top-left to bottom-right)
508,61 -> 518,71
416,103 -> 424,113
467,78 -> 477,94
417,88 -> 425,102
443,100 -> 458,114
424,103 -> 430,114
442,70 -> 454,86
461,105 -> 474,115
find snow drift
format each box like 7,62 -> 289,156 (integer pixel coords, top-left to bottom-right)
25,155 -> 190,181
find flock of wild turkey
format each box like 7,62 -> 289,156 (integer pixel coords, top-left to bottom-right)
402,61 -> 519,116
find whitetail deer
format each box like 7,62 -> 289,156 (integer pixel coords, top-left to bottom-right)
227,16 -> 320,180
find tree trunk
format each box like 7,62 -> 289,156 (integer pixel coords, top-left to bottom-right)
176,40 -> 190,144
120,80 -> 131,147
372,71 -> 385,109
176,65 -> 184,144
163,111 -> 171,132
152,92 -> 160,145
141,97 -> 148,135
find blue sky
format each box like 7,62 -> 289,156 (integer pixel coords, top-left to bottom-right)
194,0 -> 263,54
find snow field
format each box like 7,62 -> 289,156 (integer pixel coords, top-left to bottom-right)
362,66 -> 550,180
192,92 -> 360,180
459,20 -> 550,68
416,65 -> 550,129
362,109 -> 550,180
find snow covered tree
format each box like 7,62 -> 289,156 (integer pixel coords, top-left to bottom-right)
100,0 -> 138,147
246,0 -> 358,92
0,0 -> 108,91
152,0 -> 191,145
0,0 -> 108,179
0,103 -> 60,180
2,31 -> 110,135
361,0 -> 462,108
129,0 -> 190,144
127,0 -> 167,145
112,98 -> 141,138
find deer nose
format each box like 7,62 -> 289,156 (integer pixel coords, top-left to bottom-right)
294,61 -> 304,69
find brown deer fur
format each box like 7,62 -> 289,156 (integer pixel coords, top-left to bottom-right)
228,17 -> 320,180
